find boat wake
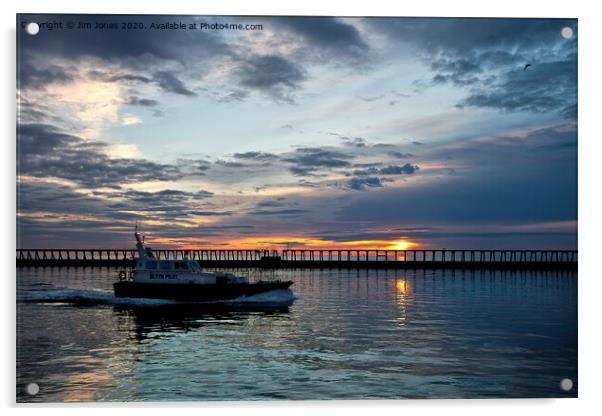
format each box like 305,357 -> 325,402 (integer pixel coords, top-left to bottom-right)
17,288 -> 297,307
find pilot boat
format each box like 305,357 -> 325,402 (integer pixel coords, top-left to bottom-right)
113,228 -> 293,301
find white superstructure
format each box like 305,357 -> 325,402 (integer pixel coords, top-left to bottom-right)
129,227 -> 248,285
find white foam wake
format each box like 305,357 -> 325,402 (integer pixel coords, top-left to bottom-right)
220,289 -> 296,305
17,288 -> 177,306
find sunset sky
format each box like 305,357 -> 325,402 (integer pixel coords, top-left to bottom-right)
17,15 -> 577,249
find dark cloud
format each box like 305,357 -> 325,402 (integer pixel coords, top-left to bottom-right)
371,17 -> 577,116
284,147 -> 353,176
346,176 -> 383,191
214,159 -> 251,168
351,163 -> 419,177
388,151 -> 414,159
16,180 -> 233,248
236,55 -> 305,103
275,17 -> 369,63
106,189 -> 214,204
18,181 -> 110,216
188,211 -> 233,216
18,123 -> 184,188
100,72 -> 153,84
91,70 -> 197,97
126,96 -> 159,107
373,18 -> 575,55
457,58 -> 577,114
18,15 -> 231,67
255,199 -> 288,208
341,137 -> 368,148
252,208 -> 307,216
340,123 -> 577,223
16,15 -> 366,106
16,15 -> 227,101
176,158 -> 212,175
17,123 -> 76,155
232,151 -> 280,161
18,61 -> 73,89
153,71 -> 197,96
560,104 -> 578,120
380,164 -> 419,175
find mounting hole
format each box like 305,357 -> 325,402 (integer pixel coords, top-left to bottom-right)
560,378 -> 573,391
25,382 -> 39,395
561,27 -> 573,39
25,22 -> 40,36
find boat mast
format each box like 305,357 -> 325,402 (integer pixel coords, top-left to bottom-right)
134,221 -> 147,259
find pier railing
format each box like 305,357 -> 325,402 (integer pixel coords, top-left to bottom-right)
16,249 -> 578,270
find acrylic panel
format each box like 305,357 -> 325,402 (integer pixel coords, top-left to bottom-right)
16,14 -> 578,402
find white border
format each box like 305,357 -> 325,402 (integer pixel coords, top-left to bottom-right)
3,0 -> 601,414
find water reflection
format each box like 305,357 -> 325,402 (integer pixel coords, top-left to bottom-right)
17,267 -> 577,401
114,303 -> 292,342
394,278 -> 413,327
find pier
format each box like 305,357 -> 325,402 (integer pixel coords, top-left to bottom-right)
16,249 -> 577,270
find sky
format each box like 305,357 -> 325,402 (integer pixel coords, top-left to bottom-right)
16,15 -> 577,250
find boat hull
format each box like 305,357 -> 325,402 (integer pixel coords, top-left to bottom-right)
113,280 -> 293,301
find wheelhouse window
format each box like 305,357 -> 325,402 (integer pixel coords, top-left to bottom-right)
146,261 -> 158,270
159,261 -> 173,270
174,261 -> 189,270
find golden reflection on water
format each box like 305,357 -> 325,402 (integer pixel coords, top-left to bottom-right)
64,365 -> 114,402
394,278 -> 413,327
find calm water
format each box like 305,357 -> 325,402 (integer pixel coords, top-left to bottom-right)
17,267 -> 577,402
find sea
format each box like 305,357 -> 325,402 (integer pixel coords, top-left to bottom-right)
16,267 -> 577,402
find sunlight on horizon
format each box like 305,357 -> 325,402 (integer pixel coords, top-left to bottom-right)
143,235 -> 419,251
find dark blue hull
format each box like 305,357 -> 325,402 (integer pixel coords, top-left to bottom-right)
113,280 -> 293,301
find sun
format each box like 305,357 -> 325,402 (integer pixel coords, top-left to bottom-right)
388,239 -> 416,251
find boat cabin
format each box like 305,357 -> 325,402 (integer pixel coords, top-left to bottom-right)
136,259 -> 202,273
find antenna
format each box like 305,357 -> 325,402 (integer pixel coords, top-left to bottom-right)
134,220 -> 144,245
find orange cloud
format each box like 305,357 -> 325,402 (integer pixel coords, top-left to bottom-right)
144,234 -> 418,251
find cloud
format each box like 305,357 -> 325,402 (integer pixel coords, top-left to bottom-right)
120,114 -> 143,125
370,17 -> 577,117
352,163 -> 419,176
18,61 -> 74,89
232,151 -> 280,161
153,71 -> 197,96
373,18 -> 575,56
346,176 -> 383,191
255,199 -> 288,208
101,73 -> 153,84
126,96 -> 158,107
92,70 -> 197,98
339,123 -> 577,222
252,208 -> 308,216
18,15 -> 231,67
275,17 -> 369,63
16,180 -> 227,248
340,137 -> 368,148
18,123 -> 184,188
188,211 -> 233,216
107,189 -> 214,204
456,58 -> 577,114
283,147 -> 353,176
388,151 -> 414,158
380,164 -> 419,175
236,55 -> 305,103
